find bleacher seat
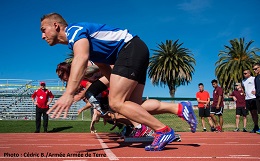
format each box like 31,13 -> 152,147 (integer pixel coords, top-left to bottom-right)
0,79 -> 80,120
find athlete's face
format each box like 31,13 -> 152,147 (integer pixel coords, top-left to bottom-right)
212,82 -> 218,88
40,19 -> 59,46
253,65 -> 260,75
57,70 -> 69,82
198,85 -> 204,92
243,70 -> 250,78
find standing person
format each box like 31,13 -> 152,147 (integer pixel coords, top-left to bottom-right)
40,13 -> 197,151
253,63 -> 260,134
210,79 -> 224,132
242,69 -> 259,133
31,82 -> 54,133
196,83 -> 214,132
229,83 -> 248,132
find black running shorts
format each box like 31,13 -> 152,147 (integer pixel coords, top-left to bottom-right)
112,36 -> 149,85
199,108 -> 210,117
210,106 -> 224,115
236,107 -> 248,116
246,99 -> 257,111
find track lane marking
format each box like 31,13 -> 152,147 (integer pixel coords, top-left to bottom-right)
95,133 -> 118,160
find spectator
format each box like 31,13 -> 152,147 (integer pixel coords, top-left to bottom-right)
242,69 -> 259,133
210,79 -> 224,132
252,63 -> 260,134
196,83 -> 214,132
31,82 -> 54,133
229,83 -> 248,132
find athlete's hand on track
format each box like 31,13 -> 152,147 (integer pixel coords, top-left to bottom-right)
47,94 -> 74,118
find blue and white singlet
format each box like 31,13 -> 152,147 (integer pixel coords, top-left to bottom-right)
65,22 -> 136,64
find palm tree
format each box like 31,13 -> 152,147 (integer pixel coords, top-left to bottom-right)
148,40 -> 196,97
215,38 -> 260,95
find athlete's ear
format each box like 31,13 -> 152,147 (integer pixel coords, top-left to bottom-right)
53,22 -> 60,32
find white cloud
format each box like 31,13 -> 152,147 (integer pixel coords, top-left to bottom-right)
177,0 -> 211,13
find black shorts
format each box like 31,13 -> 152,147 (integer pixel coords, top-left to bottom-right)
199,108 -> 210,117
255,97 -> 260,114
210,106 -> 224,115
236,107 -> 248,116
112,36 -> 149,85
246,99 -> 257,111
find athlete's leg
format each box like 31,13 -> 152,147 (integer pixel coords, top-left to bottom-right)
201,117 -> 206,129
109,74 -> 165,131
97,64 -> 149,131
141,99 -> 178,115
243,116 -> 247,129
219,115 -> 223,130
235,114 -> 240,129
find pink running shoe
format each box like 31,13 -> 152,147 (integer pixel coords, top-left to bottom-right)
131,124 -> 151,138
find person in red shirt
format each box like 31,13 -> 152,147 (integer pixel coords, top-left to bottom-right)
211,79 -> 224,132
229,83 -> 248,132
31,82 -> 54,133
196,83 -> 214,132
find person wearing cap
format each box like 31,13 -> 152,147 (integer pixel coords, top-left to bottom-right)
229,83 -> 248,132
31,82 -> 54,133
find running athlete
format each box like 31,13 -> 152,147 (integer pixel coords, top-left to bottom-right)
56,61 -> 152,137
41,13 -> 197,151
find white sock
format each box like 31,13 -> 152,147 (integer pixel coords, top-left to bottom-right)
135,124 -> 142,129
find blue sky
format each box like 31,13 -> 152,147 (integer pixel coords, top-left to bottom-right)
1,0 -> 260,98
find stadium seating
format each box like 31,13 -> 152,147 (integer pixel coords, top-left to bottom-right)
0,79 -> 80,120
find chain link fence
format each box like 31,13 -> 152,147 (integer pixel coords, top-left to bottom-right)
0,79 -> 258,132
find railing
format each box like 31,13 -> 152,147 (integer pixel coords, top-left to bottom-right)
0,79 -> 79,120
0,79 -> 256,132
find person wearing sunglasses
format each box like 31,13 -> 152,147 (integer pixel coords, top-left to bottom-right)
252,63 -> 260,134
242,69 -> 259,133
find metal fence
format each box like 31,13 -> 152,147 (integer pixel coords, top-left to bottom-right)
0,79 -> 80,120
0,79 -> 258,132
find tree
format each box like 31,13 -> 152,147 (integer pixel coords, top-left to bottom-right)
215,38 -> 260,95
148,40 -> 196,97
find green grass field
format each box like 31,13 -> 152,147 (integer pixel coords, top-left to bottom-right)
0,109 -> 257,133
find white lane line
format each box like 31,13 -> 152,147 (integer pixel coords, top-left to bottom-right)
37,146 -> 52,148
229,155 -> 251,157
95,133 -> 118,160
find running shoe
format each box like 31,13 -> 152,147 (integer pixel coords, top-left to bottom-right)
256,129 -> 260,134
145,127 -> 155,137
131,124 -> 150,138
179,101 -> 198,133
250,126 -> 259,133
216,125 -> 222,132
121,125 -> 134,137
250,129 -> 256,133
145,127 -> 175,151
242,128 -> 247,132
210,127 -> 216,132
233,128 -> 239,132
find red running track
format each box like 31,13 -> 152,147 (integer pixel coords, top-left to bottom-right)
0,132 -> 259,161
